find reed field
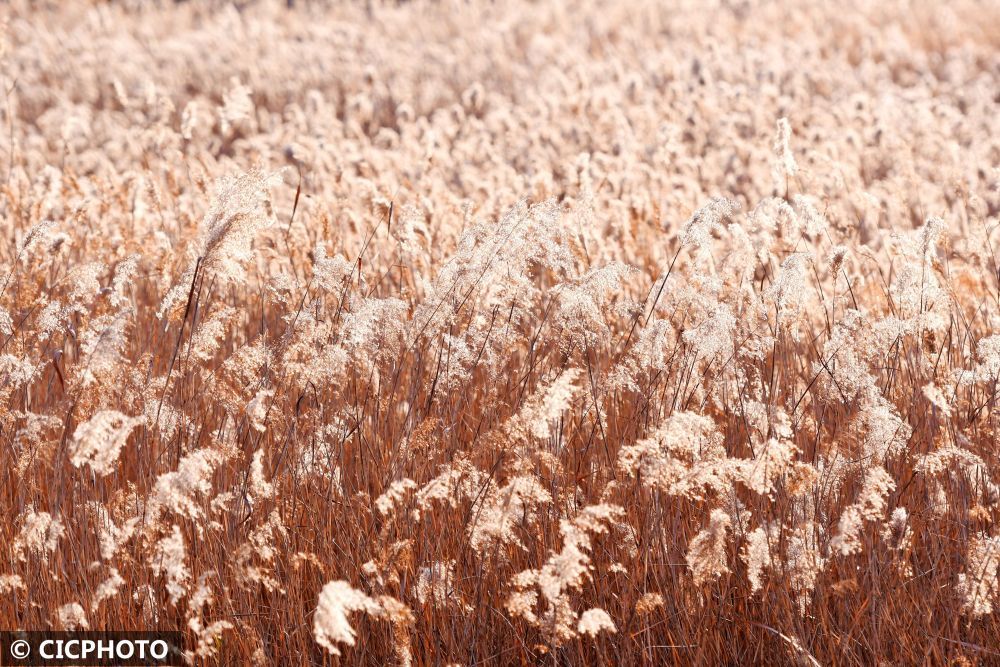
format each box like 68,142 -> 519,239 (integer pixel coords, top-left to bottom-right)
1,0 -> 999,664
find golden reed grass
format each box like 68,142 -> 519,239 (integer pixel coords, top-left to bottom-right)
1,0 -> 999,664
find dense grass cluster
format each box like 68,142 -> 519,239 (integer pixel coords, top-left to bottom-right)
1,0 -> 999,664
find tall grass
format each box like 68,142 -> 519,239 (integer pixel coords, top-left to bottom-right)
1,0 -> 999,664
